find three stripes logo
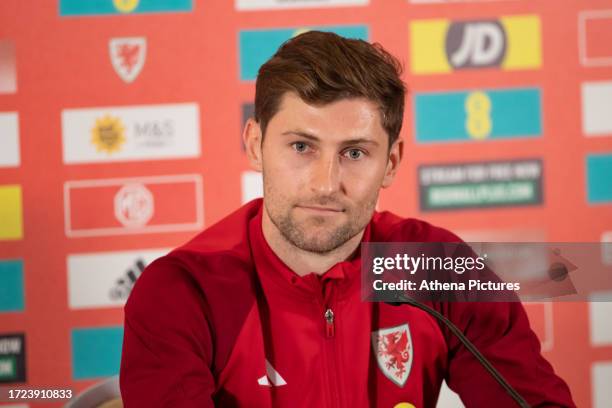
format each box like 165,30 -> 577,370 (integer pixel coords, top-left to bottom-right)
109,258 -> 146,301
68,249 -> 168,310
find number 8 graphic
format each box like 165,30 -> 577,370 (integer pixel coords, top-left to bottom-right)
465,91 -> 492,140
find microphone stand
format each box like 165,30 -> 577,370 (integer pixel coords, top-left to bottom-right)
386,294 -> 531,408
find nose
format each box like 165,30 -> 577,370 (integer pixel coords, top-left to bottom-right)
310,151 -> 341,196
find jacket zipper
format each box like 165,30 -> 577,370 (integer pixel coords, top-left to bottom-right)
322,284 -> 342,408
325,308 -> 335,337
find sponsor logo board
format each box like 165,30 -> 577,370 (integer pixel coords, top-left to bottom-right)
0,260 -> 24,313
587,153 -> 612,204
59,0 -> 192,16
0,334 -> 25,383
590,293 -> 612,346
414,87 -> 542,143
592,362 -> 612,408
410,15 -> 541,74
418,159 -> 543,211
71,327 -> 122,379
0,40 -> 16,94
67,249 -> 169,309
582,81 -> 612,136
579,10 -> 612,67
239,25 -> 368,80
64,174 -> 204,237
0,185 -> 23,240
0,112 -> 19,168
62,103 -> 200,164
236,0 -> 367,10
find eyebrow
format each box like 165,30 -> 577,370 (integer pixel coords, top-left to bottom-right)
281,130 -> 380,147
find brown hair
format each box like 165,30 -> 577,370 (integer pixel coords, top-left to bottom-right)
254,30 -> 406,148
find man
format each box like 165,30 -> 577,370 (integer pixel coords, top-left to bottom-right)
120,31 -> 575,407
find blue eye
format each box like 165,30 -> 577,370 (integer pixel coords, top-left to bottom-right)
292,142 -> 309,153
344,149 -> 364,160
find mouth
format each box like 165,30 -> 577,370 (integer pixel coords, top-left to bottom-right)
296,205 -> 345,214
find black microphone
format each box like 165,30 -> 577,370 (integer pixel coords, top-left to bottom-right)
385,294 -> 531,408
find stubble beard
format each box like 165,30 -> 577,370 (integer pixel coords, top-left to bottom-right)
264,185 -> 378,254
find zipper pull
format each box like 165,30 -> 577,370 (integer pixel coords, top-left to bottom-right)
324,308 -> 335,338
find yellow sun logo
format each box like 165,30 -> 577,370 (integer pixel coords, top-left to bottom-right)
91,115 -> 126,154
113,0 -> 139,13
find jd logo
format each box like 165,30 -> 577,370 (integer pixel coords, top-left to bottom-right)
446,21 -> 506,69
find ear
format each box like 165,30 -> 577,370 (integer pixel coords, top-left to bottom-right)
381,138 -> 403,188
242,118 -> 263,172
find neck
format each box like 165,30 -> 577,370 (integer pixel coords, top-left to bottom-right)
261,207 -> 365,277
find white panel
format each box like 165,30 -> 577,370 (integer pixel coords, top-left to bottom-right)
582,81 -> 612,136
62,103 -> 200,163
592,361 -> 612,408
68,248 -> 169,309
590,293 -> 612,346
242,171 -> 263,204
0,112 -> 19,167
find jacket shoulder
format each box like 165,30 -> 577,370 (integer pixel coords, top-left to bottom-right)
125,200 -> 264,376
173,198 -> 262,261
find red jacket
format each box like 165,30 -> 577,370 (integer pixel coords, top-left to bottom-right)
119,199 -> 575,407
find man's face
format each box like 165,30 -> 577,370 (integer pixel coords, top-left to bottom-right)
246,92 -> 402,254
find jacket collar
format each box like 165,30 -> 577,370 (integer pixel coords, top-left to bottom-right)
248,200 -> 373,297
